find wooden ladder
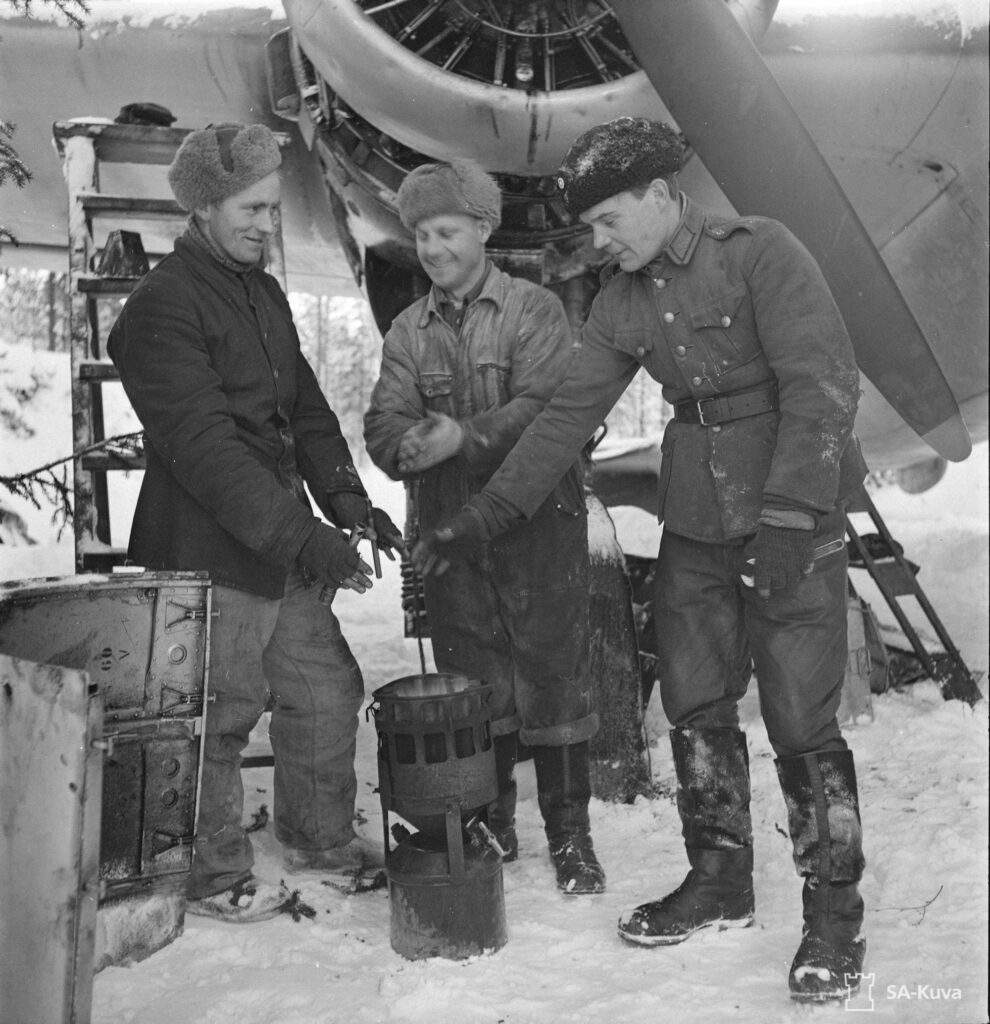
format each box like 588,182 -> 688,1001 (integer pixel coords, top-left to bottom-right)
52,120 -> 290,572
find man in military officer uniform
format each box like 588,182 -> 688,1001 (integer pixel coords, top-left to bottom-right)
412,117 -> 869,1002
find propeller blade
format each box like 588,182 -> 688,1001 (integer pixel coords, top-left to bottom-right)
610,0 -> 972,463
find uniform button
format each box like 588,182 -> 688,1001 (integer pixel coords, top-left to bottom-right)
675,345 -> 687,357
273,368 -> 280,379
655,278 -> 666,289
663,311 -> 675,323
635,346 -> 646,358
691,376 -> 703,386
712,425 -> 721,433
720,315 -> 731,328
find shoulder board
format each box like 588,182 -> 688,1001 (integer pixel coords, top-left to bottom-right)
703,216 -> 761,242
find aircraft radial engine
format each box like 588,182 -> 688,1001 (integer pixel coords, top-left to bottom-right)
270,0 -> 777,333
269,0 -> 979,469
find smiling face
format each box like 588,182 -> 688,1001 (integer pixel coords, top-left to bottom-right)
196,170 -> 281,265
578,179 -> 679,273
413,212 -> 492,300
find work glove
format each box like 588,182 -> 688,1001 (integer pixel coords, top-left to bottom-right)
411,507 -> 489,577
366,506 -> 407,561
297,523 -> 373,593
741,523 -> 815,599
326,491 -> 405,561
325,490 -> 372,531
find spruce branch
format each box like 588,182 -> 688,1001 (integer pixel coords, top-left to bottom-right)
1,431 -> 143,537
4,0 -> 89,29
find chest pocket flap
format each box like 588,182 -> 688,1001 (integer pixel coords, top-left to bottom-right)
416,372 -> 454,400
688,286 -> 747,331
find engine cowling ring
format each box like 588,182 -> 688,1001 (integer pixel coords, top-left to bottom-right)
282,0 -> 777,176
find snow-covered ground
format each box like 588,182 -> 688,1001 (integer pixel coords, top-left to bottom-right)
1,340 -> 987,1023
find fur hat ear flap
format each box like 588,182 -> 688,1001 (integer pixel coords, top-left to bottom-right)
396,159 -> 502,232
168,123 -> 282,212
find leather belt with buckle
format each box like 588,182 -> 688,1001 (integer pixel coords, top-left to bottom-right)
673,383 -> 779,426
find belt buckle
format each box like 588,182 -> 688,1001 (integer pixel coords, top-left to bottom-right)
696,397 -> 718,426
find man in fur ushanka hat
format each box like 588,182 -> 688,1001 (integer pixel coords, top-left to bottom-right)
365,159 -> 606,896
109,123 -> 403,922
410,117 -> 871,1002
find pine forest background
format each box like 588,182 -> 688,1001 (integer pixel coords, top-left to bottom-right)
0,266 -> 669,473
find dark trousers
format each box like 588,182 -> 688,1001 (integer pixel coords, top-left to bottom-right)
653,512 -> 849,758
424,504 -> 597,746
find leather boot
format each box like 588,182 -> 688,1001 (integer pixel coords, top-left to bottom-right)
487,732 -> 519,861
533,742 -> 606,894
618,726 -> 754,945
777,748 -> 866,1002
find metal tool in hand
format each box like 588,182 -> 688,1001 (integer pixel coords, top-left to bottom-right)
360,498 -> 383,579
739,537 -> 846,589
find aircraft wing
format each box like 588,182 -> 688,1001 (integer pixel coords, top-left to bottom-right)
0,9 -> 357,296
1,0 -> 986,481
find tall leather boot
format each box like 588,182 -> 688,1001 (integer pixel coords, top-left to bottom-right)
776,748 -> 866,1002
618,726 -> 754,946
487,732 -> 519,861
533,742 -> 606,894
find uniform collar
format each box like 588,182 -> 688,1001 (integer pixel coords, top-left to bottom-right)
419,260 -> 502,328
658,194 -> 705,268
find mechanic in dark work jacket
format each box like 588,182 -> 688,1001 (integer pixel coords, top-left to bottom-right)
109,122 -> 401,922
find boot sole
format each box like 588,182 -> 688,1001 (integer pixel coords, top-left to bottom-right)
618,913 -> 754,947
789,980 -> 860,1003
558,881 -> 606,896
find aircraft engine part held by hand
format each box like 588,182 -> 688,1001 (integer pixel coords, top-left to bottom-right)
410,507 -> 489,577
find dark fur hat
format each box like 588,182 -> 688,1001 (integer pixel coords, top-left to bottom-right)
396,159 -> 502,231
555,117 -> 686,217
168,123 -> 282,212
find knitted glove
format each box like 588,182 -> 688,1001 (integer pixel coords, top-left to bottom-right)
743,523 -> 815,598
325,490 -> 370,531
297,523 -> 368,589
367,506 -> 407,560
411,507 -> 489,577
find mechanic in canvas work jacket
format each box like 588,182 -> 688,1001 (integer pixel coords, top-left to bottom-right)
411,119 -> 871,1000
108,123 -> 403,923
364,159 -> 605,895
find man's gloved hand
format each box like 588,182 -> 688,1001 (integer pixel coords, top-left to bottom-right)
326,490 -> 370,531
411,508 -> 489,577
741,523 -> 816,599
367,506 -> 407,561
298,523 -> 373,593
397,412 -> 464,474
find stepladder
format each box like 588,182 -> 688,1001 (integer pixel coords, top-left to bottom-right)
845,486 -> 983,706
52,119 -> 290,573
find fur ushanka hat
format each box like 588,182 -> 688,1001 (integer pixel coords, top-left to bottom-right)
168,122 -> 282,212
555,117 -> 686,217
396,159 -> 502,232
